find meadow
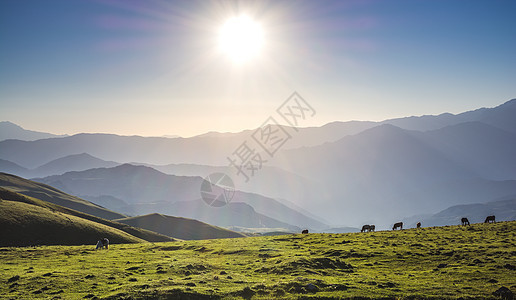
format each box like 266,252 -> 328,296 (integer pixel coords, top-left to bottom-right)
1,221 -> 515,299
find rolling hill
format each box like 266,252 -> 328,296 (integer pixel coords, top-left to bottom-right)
114,213 -> 247,240
0,172 -> 126,220
0,188 -> 173,246
34,164 -> 326,230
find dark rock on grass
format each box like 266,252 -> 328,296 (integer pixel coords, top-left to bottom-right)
437,263 -> 448,268
43,272 -> 53,276
126,266 -> 140,271
219,271 -> 227,275
157,270 -> 167,274
7,275 -> 20,283
306,283 -> 319,293
489,279 -> 499,283
84,274 -> 95,279
493,286 -> 514,300
83,294 -> 95,299
236,287 -> 255,299
128,278 -> 137,282
186,282 -> 196,287
504,264 -> 516,270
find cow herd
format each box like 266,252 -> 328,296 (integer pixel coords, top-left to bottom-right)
361,215 -> 496,233
300,215 -> 497,234
461,215 -> 495,226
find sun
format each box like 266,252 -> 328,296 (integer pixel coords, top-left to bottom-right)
218,15 -> 264,63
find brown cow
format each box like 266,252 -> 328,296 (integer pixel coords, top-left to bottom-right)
461,217 -> 470,226
484,215 -> 495,223
416,222 -> 421,229
392,222 -> 403,230
302,229 -> 309,234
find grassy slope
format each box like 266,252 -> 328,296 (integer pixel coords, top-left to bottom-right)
114,213 -> 247,240
0,188 -> 173,244
0,172 -> 125,220
1,221 -> 514,299
0,200 -> 144,246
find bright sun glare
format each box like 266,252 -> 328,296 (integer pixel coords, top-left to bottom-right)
218,15 -> 264,63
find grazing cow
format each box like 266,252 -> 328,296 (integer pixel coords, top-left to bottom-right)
301,229 -> 309,234
392,222 -> 403,230
369,225 -> 375,232
484,215 -> 495,223
461,217 -> 470,226
416,222 -> 421,229
361,225 -> 370,233
96,238 -> 109,250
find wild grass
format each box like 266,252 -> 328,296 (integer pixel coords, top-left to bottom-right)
1,221 -> 515,299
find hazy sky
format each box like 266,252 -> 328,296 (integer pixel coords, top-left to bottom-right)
1,0 -> 515,137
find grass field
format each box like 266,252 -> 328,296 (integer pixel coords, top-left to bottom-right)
1,221 -> 515,299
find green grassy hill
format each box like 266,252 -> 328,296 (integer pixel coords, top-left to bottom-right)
114,213 -> 247,240
0,199 -> 144,246
0,172 -> 125,220
1,221 -> 514,299
0,188 -> 173,245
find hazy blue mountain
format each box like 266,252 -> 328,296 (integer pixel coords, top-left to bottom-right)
409,196 -> 516,227
31,153 -> 120,178
270,124 -> 516,228
135,162 -> 325,217
1,99 -> 514,169
382,98 -> 516,133
34,164 -> 327,230
420,122 -> 516,180
0,153 -> 121,178
0,159 -> 28,177
0,121 -> 66,141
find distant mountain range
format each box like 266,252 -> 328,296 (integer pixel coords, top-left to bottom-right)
33,164 -> 326,231
1,98 -> 515,229
0,121 -> 66,141
0,153 -> 119,178
270,122 -> 516,227
407,196 -> 516,227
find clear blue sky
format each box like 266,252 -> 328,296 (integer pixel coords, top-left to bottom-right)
1,0 -> 515,137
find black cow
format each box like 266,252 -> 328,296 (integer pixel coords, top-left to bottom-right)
361,225 -> 370,233
461,218 -> 470,226
484,215 -> 495,223
416,222 -> 421,229
392,222 -> 403,230
369,225 -> 375,232
302,229 -> 309,234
